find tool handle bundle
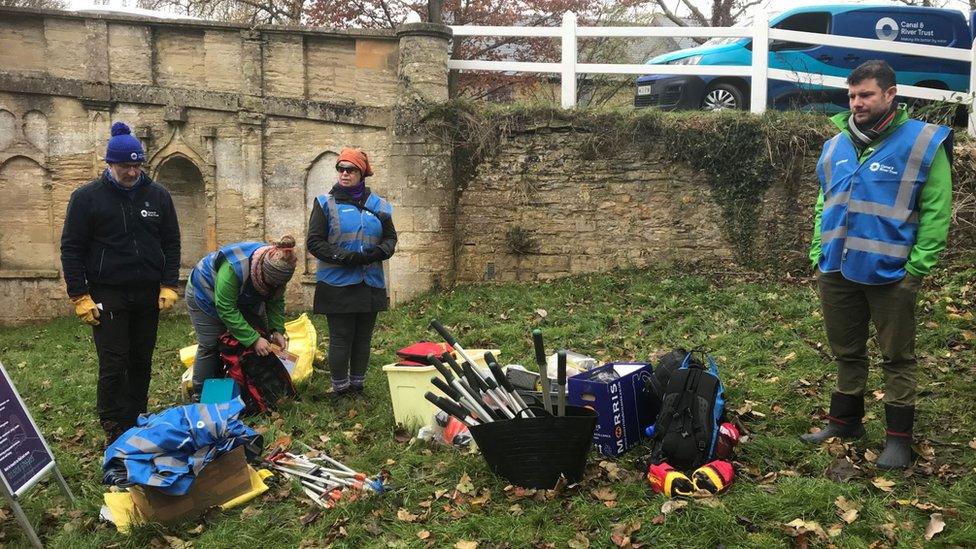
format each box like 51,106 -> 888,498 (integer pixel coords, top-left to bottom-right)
427,320 -> 571,426
266,445 -> 384,509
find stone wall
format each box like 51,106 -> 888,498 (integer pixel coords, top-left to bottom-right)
0,7 -> 453,324
455,125 -> 740,283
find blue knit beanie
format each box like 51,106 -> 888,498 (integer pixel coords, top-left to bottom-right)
105,122 -> 145,163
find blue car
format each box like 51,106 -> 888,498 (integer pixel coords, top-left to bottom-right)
635,4 -> 974,112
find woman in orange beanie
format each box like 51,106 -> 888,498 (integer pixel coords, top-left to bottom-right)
306,148 -> 397,401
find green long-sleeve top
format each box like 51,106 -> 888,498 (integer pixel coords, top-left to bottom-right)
215,261 -> 286,347
809,106 -> 953,276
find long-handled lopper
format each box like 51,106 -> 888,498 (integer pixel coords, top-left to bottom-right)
557,349 -> 567,417
430,320 -> 524,418
429,353 -> 495,422
533,329 -> 554,415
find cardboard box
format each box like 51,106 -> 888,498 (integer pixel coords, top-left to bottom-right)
568,362 -> 657,457
129,446 -> 252,525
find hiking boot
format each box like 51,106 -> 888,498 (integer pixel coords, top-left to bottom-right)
800,392 -> 865,444
876,405 -> 914,470
348,386 -> 366,400
101,419 -> 127,449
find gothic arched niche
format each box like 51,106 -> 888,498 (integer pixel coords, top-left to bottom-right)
0,156 -> 53,271
0,109 -> 15,151
304,151 -> 338,273
156,154 -> 207,269
23,110 -> 48,152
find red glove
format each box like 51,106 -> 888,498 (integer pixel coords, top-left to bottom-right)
691,460 -> 735,495
647,462 -> 694,498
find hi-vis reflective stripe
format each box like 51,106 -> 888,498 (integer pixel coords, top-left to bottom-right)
847,200 -> 920,223
847,123 -> 940,222
323,196 -> 383,246
230,246 -> 250,283
126,434 -> 166,454
845,236 -> 911,258
823,190 -> 850,211
821,227 -> 847,243
821,135 -> 842,184
196,403 -> 219,439
326,197 -> 342,245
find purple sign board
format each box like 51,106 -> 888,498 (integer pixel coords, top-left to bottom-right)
0,362 -> 54,497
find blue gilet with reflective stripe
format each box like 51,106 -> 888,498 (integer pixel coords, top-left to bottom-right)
315,192 -> 392,288
816,119 -> 949,285
188,242 -> 265,318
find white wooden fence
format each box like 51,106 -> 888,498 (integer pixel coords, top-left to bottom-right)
448,11 -> 976,135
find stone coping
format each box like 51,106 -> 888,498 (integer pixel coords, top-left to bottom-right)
0,6 -> 399,41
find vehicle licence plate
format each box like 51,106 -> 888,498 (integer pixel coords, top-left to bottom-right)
637,85 -> 651,95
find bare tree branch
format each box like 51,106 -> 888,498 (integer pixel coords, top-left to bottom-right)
651,0 -> 690,27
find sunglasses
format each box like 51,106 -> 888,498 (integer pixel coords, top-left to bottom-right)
336,165 -> 361,174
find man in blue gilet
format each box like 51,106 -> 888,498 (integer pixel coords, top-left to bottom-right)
800,60 -> 952,470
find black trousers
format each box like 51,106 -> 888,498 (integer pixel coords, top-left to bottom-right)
89,284 -> 160,429
326,312 -> 378,391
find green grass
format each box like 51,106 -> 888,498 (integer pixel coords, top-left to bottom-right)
1,265 -> 974,548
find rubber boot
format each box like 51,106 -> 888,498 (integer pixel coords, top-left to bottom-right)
800,392 -> 865,444
876,404 -> 914,470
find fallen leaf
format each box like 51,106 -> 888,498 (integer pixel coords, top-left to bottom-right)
827,523 -> 844,537
609,521 -> 640,547
871,477 -> 896,492
661,500 -> 687,515
879,522 -> 898,541
162,535 -> 191,549
397,508 -> 419,522
418,530 -> 431,540
872,390 -> 885,401
598,460 -> 621,480
455,473 -> 474,495
826,457 -> 862,483
300,509 -> 322,527
783,519 -> 827,541
835,496 -> 860,525
241,505 -> 261,519
535,309 -> 548,318
508,504 -> 523,516
393,426 -> 411,443
469,489 -> 491,507
924,513 -> 945,541
454,541 -> 478,549
591,487 -> 617,502
864,448 -> 878,462
567,532 -> 590,549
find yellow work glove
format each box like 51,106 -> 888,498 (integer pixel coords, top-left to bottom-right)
158,286 -> 179,311
71,294 -> 100,326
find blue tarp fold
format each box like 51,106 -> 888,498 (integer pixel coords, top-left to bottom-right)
102,398 -> 260,496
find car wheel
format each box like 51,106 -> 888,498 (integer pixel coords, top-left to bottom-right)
701,84 -> 745,111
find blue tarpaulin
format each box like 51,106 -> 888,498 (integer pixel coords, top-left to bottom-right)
102,398 -> 260,496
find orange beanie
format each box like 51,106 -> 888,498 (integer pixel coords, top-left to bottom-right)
336,148 -> 373,177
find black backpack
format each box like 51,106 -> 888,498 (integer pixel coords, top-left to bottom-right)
647,349 -> 726,470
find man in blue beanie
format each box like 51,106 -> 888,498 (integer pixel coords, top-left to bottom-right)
60,121 -> 182,446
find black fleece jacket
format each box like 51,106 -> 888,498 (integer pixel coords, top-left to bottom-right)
60,172 -> 181,297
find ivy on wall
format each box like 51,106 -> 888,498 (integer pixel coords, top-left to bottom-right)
425,101 -> 834,267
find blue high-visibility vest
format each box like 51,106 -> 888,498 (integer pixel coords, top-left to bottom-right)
315,192 -> 392,288
188,242 -> 265,318
816,119 -> 950,284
